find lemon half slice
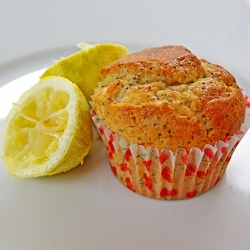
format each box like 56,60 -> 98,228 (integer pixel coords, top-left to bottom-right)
1,76 -> 93,178
40,43 -> 129,102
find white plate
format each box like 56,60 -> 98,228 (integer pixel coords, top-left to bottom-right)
0,44 -> 250,250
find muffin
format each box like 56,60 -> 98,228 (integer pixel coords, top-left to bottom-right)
92,45 -> 248,200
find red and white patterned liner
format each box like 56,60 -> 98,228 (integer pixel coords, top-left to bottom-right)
91,93 -> 250,200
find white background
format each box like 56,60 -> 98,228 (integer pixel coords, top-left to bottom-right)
1,1 -> 250,250
1,0 -> 250,79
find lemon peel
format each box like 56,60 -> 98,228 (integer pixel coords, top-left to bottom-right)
40,42 -> 129,102
1,76 -> 93,177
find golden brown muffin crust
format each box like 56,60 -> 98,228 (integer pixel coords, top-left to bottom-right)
93,46 -> 246,152
100,46 -> 205,87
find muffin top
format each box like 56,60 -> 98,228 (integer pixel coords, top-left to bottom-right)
93,46 -> 246,152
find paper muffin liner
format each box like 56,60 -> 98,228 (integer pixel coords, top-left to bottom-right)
91,94 -> 250,200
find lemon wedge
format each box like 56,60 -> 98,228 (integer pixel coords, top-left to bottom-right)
1,76 -> 93,178
40,42 -> 129,102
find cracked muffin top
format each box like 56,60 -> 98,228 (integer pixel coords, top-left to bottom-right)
93,46 -> 246,152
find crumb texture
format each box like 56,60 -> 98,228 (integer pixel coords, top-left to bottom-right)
93,46 -> 246,151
